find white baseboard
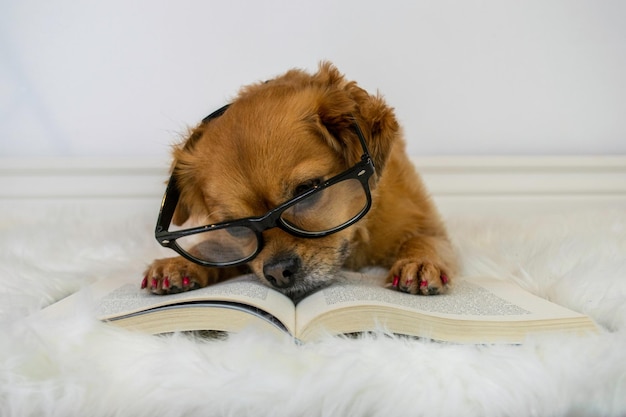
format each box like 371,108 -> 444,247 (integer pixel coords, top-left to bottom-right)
1,156 -> 625,217
0,158 -> 168,199
412,156 -> 626,215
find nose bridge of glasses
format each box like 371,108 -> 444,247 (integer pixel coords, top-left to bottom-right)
247,203 -> 288,233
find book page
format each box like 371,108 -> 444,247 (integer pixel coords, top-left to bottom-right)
295,276 -> 594,341
97,275 -> 296,333
319,280 -> 532,317
43,274 -> 297,335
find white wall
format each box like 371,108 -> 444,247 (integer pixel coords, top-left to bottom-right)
1,0 -> 625,159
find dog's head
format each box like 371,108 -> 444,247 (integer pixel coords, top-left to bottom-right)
170,62 -> 400,301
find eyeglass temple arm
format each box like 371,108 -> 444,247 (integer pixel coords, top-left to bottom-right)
350,115 -> 373,167
156,173 -> 180,235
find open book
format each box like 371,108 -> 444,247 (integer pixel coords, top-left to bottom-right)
42,271 -> 597,343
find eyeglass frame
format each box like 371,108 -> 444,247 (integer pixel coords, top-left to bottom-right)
154,104 -> 376,268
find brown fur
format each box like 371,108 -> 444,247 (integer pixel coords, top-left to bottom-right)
144,62 -> 458,301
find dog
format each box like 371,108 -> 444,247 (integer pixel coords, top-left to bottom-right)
143,62 -> 458,302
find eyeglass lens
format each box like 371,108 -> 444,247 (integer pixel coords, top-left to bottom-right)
280,178 -> 366,233
175,226 -> 258,264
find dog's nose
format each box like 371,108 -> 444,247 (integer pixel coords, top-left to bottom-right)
263,256 -> 301,289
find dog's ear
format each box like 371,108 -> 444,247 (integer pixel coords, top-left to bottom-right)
169,124 -> 206,226
313,62 -> 400,176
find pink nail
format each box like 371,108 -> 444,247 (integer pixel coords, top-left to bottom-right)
392,275 -> 400,288
163,277 -> 170,289
441,274 -> 449,285
141,276 -> 148,289
182,276 -> 190,287
151,278 -> 158,289
420,281 -> 428,289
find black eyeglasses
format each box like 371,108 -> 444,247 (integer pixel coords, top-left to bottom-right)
154,105 -> 376,267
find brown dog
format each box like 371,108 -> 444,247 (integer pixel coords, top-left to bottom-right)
143,62 -> 457,302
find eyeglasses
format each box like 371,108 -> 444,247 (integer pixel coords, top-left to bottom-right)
154,105 -> 375,267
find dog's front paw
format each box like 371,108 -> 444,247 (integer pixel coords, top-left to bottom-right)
387,259 -> 451,295
142,257 -> 216,295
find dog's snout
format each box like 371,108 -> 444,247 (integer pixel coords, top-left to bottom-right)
263,256 -> 301,289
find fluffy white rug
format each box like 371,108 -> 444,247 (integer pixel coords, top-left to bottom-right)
1,203 -> 625,417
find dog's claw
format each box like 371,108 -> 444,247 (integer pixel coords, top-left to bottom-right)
392,275 -> 400,288
441,274 -> 449,285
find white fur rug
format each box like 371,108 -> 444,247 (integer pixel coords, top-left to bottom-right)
1,203 -> 625,417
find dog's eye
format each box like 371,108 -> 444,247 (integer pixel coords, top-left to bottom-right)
293,179 -> 322,197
